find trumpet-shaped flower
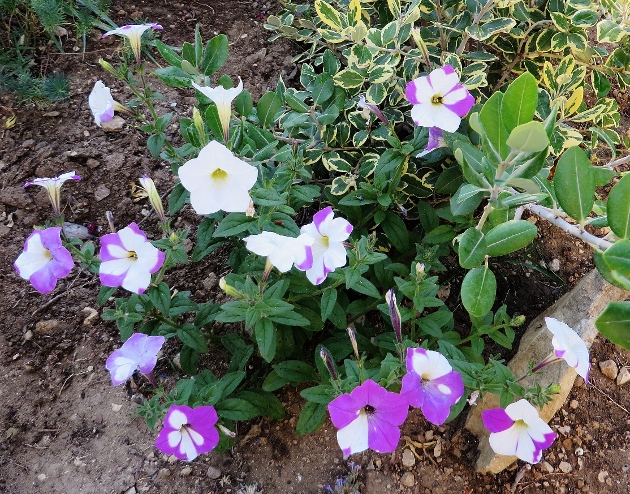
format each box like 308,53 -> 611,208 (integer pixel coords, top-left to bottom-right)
243,231 -> 313,273
138,175 -> 167,223
406,65 -> 475,133
105,333 -> 165,386
192,78 -> 243,142
328,379 -> 408,456
532,317 -> 590,382
23,171 -> 81,217
102,23 -> 163,64
14,227 -> 74,294
155,404 -> 220,461
357,94 -> 388,125
300,207 -> 353,285
400,348 -> 464,425
178,141 -> 258,215
417,127 -> 447,158
89,80 -> 115,127
99,222 -> 165,294
482,399 -> 556,464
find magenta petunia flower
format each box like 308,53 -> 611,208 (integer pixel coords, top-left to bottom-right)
405,65 -> 475,133
102,23 -> 163,64
155,404 -> 220,461
244,231 -> 313,273
400,348 -> 464,425
98,222 -> 165,294
299,207 -> 353,285
14,227 -> 74,294
105,333 -> 165,386
23,171 -> 81,217
482,399 -> 556,464
328,379 -> 409,456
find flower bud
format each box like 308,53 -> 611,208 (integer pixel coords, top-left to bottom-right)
217,424 -> 236,438
138,175 -> 167,223
319,346 -> 338,381
219,277 -> 244,299
547,384 -> 562,395
99,58 -> 118,76
510,314 -> 526,327
415,263 -> 425,279
347,327 -> 360,360
385,289 -> 402,344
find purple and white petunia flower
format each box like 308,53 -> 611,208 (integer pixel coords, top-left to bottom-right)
328,379 -> 409,456
14,227 -> 74,294
482,399 -> 556,464
23,171 -> 81,217
243,231 -> 313,273
98,222 -> 165,294
155,404 -> 220,461
405,65 -> 475,133
299,207 -> 353,285
178,141 -> 259,215
105,333 -> 165,386
89,81 -> 115,127
417,127 -> 447,158
102,23 -> 163,64
532,317 -> 590,382
400,348 -> 464,425
192,78 -> 243,142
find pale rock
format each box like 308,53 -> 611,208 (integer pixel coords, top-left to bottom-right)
37,474 -> 47,482
94,184 -> 111,202
598,470 -> 609,483
570,400 -> 579,409
123,487 -> 137,494
433,438 -> 442,458
400,472 -> 415,487
101,115 -> 125,132
158,468 -> 171,478
559,461 -> 572,473
616,366 -> 630,386
180,466 -> 192,476
599,360 -> 619,380
207,466 -> 221,479
402,448 -> 416,467
541,461 -> 554,473
35,319 -> 60,334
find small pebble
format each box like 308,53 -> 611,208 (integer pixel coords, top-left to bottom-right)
541,461 -> 554,473
180,466 -> 192,476
570,400 -> 579,409
402,448 -> 416,467
559,461 -> 572,473
158,468 -> 171,478
597,470 -> 609,483
599,360 -> 619,380
400,472 -> 415,487
617,366 -> 630,386
207,466 -> 221,479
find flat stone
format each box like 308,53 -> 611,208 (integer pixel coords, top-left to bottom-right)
599,360 -> 619,380
101,116 -> 125,132
465,270 -> 628,474
401,448 -> 416,467
35,319 -> 60,334
94,184 -> 111,202
400,472 -> 415,487
207,466 -> 221,479
617,366 -> 630,386
559,461 -> 572,473
0,186 -> 32,208
541,461 -> 554,473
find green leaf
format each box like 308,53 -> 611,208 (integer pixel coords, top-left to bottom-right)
311,73 -> 334,105
321,288 -> 337,322
148,282 -> 171,315
153,66 -> 194,88
595,302 -> 630,350
506,121 -> 549,153
315,0 -> 343,31
554,146 -> 594,223
255,318 -> 276,363
213,213 -> 256,237
154,40 -> 183,67
274,360 -> 317,383
200,34 -> 229,75
601,240 -> 630,284
466,18 -> 516,41
296,401 -> 328,435
179,346 -> 199,375
479,92 -> 508,160
147,133 -> 165,158
501,72 -> 538,133
381,212 -> 411,252
300,385 -> 335,404
458,227 -> 487,268
461,266 -> 496,317
333,69 -> 365,89
177,324 -> 208,353
423,224 -> 456,244
234,390 -> 285,419
607,174 -> 630,239
235,90 -> 253,117
597,20 -> 628,43
262,369 -> 288,392
168,183 -> 189,215
257,92 -> 283,128
216,398 -> 259,421
97,286 -> 117,306
485,220 -> 538,256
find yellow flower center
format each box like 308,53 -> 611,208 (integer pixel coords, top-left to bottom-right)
321,235 -> 329,248
431,94 -> 443,105
127,250 -> 138,260
211,168 -> 228,180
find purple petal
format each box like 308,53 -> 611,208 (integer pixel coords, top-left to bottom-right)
443,89 -> 475,117
405,347 -> 428,373
400,371 -> 424,408
29,264 -> 58,294
482,408 -> 514,433
329,393 -> 362,429
99,231 -> 128,262
420,372 -> 464,425
367,414 -> 402,453
531,431 -> 557,463
313,207 -> 334,234
39,227 -> 64,250
441,65 -> 456,76
405,79 -> 422,105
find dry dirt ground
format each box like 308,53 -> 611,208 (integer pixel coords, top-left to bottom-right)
1,1 -> 630,493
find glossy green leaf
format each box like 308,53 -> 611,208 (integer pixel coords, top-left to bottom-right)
255,318 -> 276,363
485,220 -> 538,257
257,92 -> 283,128
274,360 -> 317,383
595,302 -> 630,350
607,174 -> 630,239
506,121 -> 549,153
461,266 -> 496,317
479,92 -> 508,160
321,287 -> 337,322
553,146 -> 594,223
458,227 -> 487,268
501,72 -> 538,133
333,69 -> 365,89
296,401 -> 327,435
200,34 -> 229,75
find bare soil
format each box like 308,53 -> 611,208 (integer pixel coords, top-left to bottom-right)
1,2 -> 629,493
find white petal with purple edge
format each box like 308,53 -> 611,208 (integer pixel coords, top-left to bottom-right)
337,411 -> 369,455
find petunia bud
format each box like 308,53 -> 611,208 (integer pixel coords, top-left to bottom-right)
415,262 -> 425,279
138,175 -> 167,224
347,327 -> 360,360
385,289 -> 402,344
319,346 -> 338,381
219,277 -> 244,299
192,107 -> 207,145
99,58 -> 118,76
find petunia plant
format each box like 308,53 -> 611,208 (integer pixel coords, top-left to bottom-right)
16,0 -> 630,468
